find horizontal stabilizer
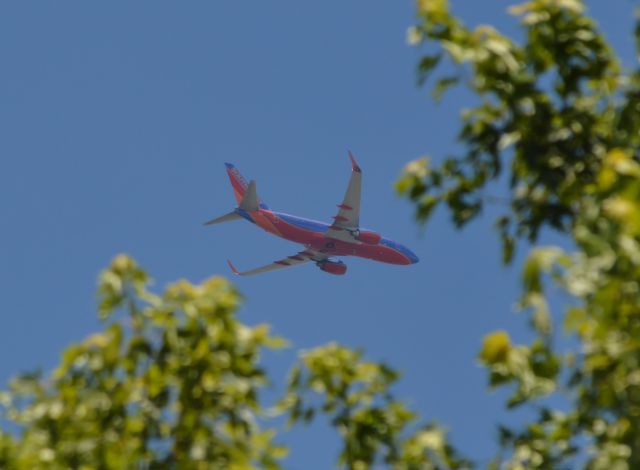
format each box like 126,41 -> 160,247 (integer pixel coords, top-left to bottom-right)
227,260 -> 240,275
203,211 -> 243,226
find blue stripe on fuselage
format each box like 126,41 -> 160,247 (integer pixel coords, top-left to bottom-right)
379,238 -> 420,264
275,212 -> 329,233
271,212 -> 419,263
235,208 -> 256,224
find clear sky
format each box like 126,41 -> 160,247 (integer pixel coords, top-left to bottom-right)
0,1 -> 635,467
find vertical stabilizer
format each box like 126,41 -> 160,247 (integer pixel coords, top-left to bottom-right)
239,180 -> 259,212
224,163 -> 269,209
225,162 -> 249,204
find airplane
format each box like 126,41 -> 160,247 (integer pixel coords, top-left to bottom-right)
204,152 -> 419,276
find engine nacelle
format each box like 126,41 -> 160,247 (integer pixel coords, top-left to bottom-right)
356,230 -> 381,245
317,260 -> 347,275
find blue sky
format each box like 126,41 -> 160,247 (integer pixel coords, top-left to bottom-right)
0,1 -> 635,467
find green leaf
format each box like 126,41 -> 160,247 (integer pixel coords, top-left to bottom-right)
432,76 -> 460,102
417,54 -> 442,85
479,331 -> 511,365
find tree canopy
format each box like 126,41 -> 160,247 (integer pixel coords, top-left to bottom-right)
3,0 -> 640,468
0,255 -> 468,469
397,0 -> 640,468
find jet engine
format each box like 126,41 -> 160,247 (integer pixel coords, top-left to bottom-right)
317,259 -> 347,275
355,230 -> 381,245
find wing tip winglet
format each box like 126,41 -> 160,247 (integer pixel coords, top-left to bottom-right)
348,150 -> 361,173
227,259 -> 240,275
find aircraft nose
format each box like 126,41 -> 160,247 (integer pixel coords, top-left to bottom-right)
379,238 -> 419,265
406,249 -> 419,264
396,243 -> 419,264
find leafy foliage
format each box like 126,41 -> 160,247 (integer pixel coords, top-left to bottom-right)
399,1 -> 640,468
0,255 -> 288,469
0,256 -> 466,469
400,0 -> 629,263
282,343 -> 470,469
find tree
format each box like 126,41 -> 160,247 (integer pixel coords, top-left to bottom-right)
0,255 -> 468,469
397,0 -> 640,467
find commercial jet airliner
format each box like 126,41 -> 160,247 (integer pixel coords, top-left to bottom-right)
204,152 -> 419,276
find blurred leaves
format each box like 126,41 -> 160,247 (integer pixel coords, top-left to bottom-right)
281,343 -> 471,469
0,256 -> 469,469
401,0 -> 624,264
0,255 -> 286,468
402,0 -> 640,468
479,331 -> 511,365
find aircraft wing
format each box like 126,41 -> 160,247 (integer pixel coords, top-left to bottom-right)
325,152 -> 361,242
227,250 -> 327,276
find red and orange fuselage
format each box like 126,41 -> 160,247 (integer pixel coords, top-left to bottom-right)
235,207 -> 419,265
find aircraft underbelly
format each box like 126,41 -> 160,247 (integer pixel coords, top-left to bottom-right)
306,238 -> 410,265
261,211 -> 413,265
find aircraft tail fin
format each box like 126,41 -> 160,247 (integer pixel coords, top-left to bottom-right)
205,166 -> 266,227
225,162 -> 249,205
203,210 -> 243,226
239,180 -> 260,212
224,162 -> 269,209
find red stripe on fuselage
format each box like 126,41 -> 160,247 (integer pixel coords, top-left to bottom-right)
250,210 -> 283,237
250,209 -> 412,265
